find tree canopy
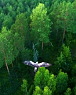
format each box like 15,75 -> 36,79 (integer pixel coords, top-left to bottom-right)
0,0 -> 76,95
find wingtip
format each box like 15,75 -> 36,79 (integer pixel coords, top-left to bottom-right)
23,61 -> 27,64
50,63 -> 52,66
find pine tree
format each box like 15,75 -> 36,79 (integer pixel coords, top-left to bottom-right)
43,86 -> 52,95
33,86 -> 42,95
0,27 -> 14,74
34,67 -> 50,89
64,88 -> 71,95
30,3 -> 51,49
56,71 -> 68,94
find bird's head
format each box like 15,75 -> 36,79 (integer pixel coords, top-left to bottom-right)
44,63 -> 52,67
23,61 -> 28,65
47,63 -> 52,66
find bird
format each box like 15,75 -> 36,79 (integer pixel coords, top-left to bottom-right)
23,61 -> 52,72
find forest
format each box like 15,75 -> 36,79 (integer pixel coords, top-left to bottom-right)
0,0 -> 76,95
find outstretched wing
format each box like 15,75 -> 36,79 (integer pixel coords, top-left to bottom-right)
23,61 -> 51,68
23,61 -> 35,67
38,62 -> 51,67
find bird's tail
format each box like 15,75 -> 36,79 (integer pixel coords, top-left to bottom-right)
34,67 -> 38,72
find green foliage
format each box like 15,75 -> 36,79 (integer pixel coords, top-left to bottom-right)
11,13 -> 29,56
28,85 -> 34,95
21,79 -> 28,94
33,86 -> 42,95
48,74 -> 56,93
0,0 -> 76,95
64,88 -> 71,95
0,12 -> 5,29
3,14 -> 13,29
0,27 -> 14,68
62,44 -> 72,60
71,64 -> 76,76
54,51 -> 65,74
17,2 -> 25,14
34,70 -> 41,87
43,86 -> 52,95
34,67 -> 50,89
54,44 -> 72,73
50,0 -> 76,45
68,0 -> 76,33
73,86 -> 76,95
55,52 -> 64,70
30,3 -> 51,44
20,48 -> 33,61
70,77 -> 76,87
0,52 -> 4,68
61,44 -> 72,72
34,67 -> 56,94
56,71 -> 68,94
51,1 -> 74,33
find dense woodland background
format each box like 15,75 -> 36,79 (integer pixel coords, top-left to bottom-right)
0,0 -> 76,95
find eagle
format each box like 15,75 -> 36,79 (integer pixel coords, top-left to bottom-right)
23,61 -> 51,72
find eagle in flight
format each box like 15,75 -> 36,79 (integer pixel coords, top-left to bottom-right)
23,61 -> 51,72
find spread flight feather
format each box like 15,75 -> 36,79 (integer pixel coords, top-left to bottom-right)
23,61 -> 52,72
